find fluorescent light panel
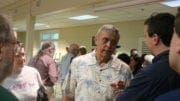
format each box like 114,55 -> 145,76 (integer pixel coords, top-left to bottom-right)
13,27 -> 18,30
35,23 -> 46,26
161,0 -> 180,7
93,0 -> 162,12
34,23 -> 50,29
69,15 -> 98,20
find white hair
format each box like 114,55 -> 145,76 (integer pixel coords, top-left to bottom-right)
144,54 -> 154,64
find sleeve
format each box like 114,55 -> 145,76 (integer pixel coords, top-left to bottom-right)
48,58 -> 58,83
120,63 -> 133,87
37,70 -> 43,86
62,59 -> 77,99
124,66 -> 133,87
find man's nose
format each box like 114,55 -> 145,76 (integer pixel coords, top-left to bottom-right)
106,41 -> 111,47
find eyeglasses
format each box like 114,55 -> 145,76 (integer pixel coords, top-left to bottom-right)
49,47 -> 55,51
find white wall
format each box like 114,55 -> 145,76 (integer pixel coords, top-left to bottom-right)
18,19 -> 145,60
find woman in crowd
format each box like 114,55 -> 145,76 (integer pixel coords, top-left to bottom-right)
2,41 -> 43,101
28,41 -> 58,101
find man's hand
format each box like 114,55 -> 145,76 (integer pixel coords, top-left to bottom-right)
110,81 -> 125,95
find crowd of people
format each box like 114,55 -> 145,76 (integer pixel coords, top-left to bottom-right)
0,7 -> 179,101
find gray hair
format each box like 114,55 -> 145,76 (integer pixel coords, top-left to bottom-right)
96,24 -> 120,36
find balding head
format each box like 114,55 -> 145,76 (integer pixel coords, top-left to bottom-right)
69,43 -> 79,56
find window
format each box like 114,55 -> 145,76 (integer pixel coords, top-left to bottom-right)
138,37 -> 151,55
41,32 -> 59,40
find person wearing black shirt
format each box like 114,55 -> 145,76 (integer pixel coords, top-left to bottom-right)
116,12 -> 180,101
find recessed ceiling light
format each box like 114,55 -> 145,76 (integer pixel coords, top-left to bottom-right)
161,0 -> 180,7
69,15 -> 98,20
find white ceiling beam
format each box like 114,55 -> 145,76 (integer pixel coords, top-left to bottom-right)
93,0 -> 164,12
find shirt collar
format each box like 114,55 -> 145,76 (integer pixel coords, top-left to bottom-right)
152,50 -> 169,63
89,51 -> 114,69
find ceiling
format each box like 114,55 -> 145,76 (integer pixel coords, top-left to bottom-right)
0,0 -> 178,31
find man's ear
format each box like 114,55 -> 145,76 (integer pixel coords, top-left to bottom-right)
177,45 -> 180,55
176,35 -> 180,55
152,34 -> 160,46
178,50 -> 180,54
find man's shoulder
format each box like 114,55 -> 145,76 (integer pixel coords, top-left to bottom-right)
142,59 -> 172,76
132,59 -> 178,86
61,53 -> 72,59
72,52 -> 96,66
155,89 -> 180,101
111,57 -> 130,70
112,57 -> 129,67
75,52 -> 94,60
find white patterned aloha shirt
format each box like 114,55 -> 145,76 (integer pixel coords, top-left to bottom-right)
62,51 -> 133,101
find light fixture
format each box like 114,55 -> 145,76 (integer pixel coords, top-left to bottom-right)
93,0 -> 162,12
35,23 -> 46,26
45,25 -> 50,28
161,0 -> 180,7
69,15 -> 98,20
35,23 -> 50,29
13,27 -> 18,31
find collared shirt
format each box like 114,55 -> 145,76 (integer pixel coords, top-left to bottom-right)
59,53 -> 75,81
28,54 -> 58,86
62,51 -> 132,101
2,66 -> 42,101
